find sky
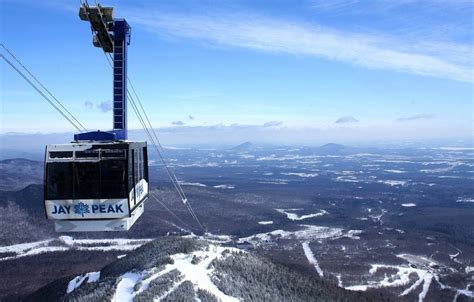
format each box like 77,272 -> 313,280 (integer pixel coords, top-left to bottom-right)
0,0 -> 473,145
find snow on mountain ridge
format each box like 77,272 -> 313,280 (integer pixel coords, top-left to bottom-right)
31,237 -> 384,301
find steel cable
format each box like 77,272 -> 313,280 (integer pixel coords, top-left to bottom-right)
1,54 -> 84,132
1,44 -> 87,132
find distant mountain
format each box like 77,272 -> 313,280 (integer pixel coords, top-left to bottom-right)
318,143 -> 347,151
0,184 -> 55,245
0,158 -> 42,165
0,158 -> 43,191
317,143 -> 352,154
28,237 -> 386,301
0,184 -> 44,214
231,141 -> 253,150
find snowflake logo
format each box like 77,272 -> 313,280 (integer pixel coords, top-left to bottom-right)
74,202 -> 90,217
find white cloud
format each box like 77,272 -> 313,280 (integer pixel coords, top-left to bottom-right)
263,121 -> 283,127
171,120 -> 185,126
128,11 -> 473,83
335,116 -> 359,124
139,122 -> 472,146
97,101 -> 112,113
397,114 -> 435,122
310,0 -> 473,14
1,121 -> 472,150
84,101 -> 93,109
83,100 -> 111,112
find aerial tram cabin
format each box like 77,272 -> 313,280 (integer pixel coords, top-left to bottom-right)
44,3 -> 148,232
44,142 -> 148,232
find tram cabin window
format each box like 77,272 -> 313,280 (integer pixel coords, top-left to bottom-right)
49,151 -> 73,159
143,147 -> 148,182
75,150 -> 99,159
46,152 -> 128,200
101,159 -> 127,198
46,162 -> 73,199
101,149 -> 126,159
74,162 -> 100,199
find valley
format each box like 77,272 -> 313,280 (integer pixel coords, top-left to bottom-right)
0,143 -> 473,301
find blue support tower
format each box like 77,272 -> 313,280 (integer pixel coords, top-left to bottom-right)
112,19 -> 130,140
75,6 -> 131,141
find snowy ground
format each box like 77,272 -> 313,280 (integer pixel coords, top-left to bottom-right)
238,225 -> 362,247
276,208 -> 328,221
0,236 -> 152,262
178,182 -> 207,187
457,198 -> 474,203
345,253 -> 474,302
67,271 -> 100,294
384,170 -> 407,174
69,244 -> 243,301
379,180 -> 407,186
280,172 -> 318,178
213,184 -> 235,189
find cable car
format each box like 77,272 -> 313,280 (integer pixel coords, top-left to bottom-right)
44,3 -> 148,231
45,142 -> 148,232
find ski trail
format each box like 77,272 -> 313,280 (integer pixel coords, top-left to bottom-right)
418,274 -> 432,302
112,272 -> 142,302
302,241 -> 323,277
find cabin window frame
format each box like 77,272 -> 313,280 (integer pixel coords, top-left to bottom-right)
46,147 -> 129,200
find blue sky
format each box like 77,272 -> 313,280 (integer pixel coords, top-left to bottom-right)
0,0 -> 473,144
